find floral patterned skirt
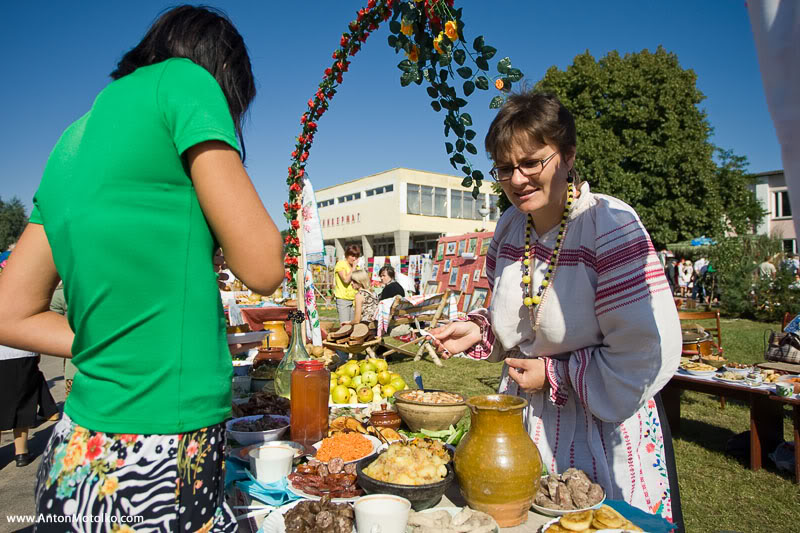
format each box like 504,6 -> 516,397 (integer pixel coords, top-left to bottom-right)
34,414 -> 236,532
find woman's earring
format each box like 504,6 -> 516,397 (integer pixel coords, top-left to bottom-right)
567,168 -> 575,183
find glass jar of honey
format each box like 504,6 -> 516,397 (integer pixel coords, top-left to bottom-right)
290,359 -> 330,446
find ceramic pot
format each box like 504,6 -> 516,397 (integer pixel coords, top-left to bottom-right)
454,394 -> 541,527
370,409 -> 402,431
262,321 -> 289,349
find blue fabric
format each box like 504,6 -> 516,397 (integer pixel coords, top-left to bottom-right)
0,251 -> 9,263
225,458 -> 302,507
607,499 -> 677,532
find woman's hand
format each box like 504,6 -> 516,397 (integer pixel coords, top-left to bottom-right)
505,358 -> 546,393
429,321 -> 481,359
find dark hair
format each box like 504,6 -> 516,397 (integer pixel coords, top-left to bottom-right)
111,5 -> 256,160
485,92 -> 576,164
379,266 -> 396,279
344,244 -> 361,258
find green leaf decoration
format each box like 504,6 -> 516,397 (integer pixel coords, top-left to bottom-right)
489,95 -> 504,109
439,69 -> 449,82
481,45 -> 497,60
446,142 -> 454,154
461,165 -> 472,174
497,57 -> 511,74
475,76 -> 489,90
390,20 -> 401,33
453,122 -> 465,137
413,70 -> 423,84
456,138 -> 465,152
449,156 -> 459,170
431,100 -> 442,112
388,35 -> 398,48
456,66 -> 473,79
463,80 -> 475,97
507,68 -> 523,82
398,59 -> 414,72
471,187 -> 481,199
427,67 -> 436,81
472,170 -> 484,181
465,129 -> 477,141
473,36 -> 485,52
453,49 -> 466,66
455,97 -> 468,108
462,176 -> 473,188
444,123 -> 451,137
427,86 -> 439,98
453,153 -> 466,164
466,142 -> 478,154
460,112 -> 473,126
400,71 -> 415,87
440,98 -> 451,111
475,56 -> 489,71
439,53 -> 452,67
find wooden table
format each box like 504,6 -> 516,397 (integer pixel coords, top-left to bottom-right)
661,373 -> 798,482
766,393 -> 800,484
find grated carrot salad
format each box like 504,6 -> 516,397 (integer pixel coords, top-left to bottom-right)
315,432 -> 372,462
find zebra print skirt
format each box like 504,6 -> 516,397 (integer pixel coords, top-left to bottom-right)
34,413 -> 236,532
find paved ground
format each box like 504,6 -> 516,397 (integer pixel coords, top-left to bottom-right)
0,355 -> 64,533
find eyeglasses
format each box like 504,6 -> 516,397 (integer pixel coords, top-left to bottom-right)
490,152 -> 558,181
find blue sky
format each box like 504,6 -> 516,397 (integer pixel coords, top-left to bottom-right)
0,1 -> 780,230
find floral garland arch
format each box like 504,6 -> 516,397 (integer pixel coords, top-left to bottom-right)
283,0 -> 523,288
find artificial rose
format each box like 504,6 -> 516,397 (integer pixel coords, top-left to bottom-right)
433,33 -> 445,55
308,98 -> 315,108
445,20 -> 458,41
300,114 -> 307,124
290,183 -> 302,192
297,169 -> 306,178
336,73 -> 343,83
367,0 -> 376,8
298,135 -> 306,144
340,34 -> 349,47
291,150 -> 297,158
291,220 -> 300,229
283,202 -> 290,212
324,68 -> 332,78
495,78 -> 504,90
407,46 -> 419,63
307,121 -> 317,130
291,202 -> 301,211
300,151 -> 309,162
349,21 -> 359,32
401,22 -> 413,36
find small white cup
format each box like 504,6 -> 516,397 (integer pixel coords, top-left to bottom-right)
776,381 -> 794,397
248,445 -> 295,484
354,494 -> 411,533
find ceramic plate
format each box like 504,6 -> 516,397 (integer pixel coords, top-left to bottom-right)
227,331 -> 267,344
407,507 -> 497,533
540,517 -> 632,533
260,500 -> 356,533
677,368 -> 716,377
712,375 -> 748,385
311,435 -> 381,464
722,366 -> 751,375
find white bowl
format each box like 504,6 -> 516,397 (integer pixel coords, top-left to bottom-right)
233,361 -> 253,376
248,444 -> 296,484
226,414 -> 290,446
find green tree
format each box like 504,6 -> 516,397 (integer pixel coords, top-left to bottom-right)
496,47 -> 763,247
0,197 -> 28,250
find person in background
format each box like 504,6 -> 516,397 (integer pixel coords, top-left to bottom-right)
759,256 -> 777,279
379,265 -> 406,301
334,244 -> 361,324
430,92 -> 681,522
665,257 -> 677,296
691,257 -> 708,302
678,258 -> 693,298
348,269 -> 379,324
0,6 -> 283,530
48,282 -> 72,399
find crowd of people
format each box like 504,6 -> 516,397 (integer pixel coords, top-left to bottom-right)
660,252 -> 718,304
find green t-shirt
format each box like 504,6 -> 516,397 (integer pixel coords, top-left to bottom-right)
30,58 -> 240,434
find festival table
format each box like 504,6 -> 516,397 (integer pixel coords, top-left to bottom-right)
765,392 -> 800,483
661,372 -> 798,482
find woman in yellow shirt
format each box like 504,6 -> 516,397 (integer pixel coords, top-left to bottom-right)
334,244 -> 361,323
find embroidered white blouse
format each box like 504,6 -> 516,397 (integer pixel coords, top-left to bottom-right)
474,182 -> 681,519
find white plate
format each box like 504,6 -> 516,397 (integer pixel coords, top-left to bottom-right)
540,517 -> 633,533
407,507 -> 498,533
712,375 -> 748,385
227,331 -> 267,344
311,435 -> 381,464
722,366 -> 751,375
677,368 -> 716,377
261,499 -> 357,533
285,482 -> 362,504
532,494 -> 606,517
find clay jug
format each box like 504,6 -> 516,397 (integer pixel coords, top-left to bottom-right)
262,321 -> 290,349
454,394 -> 541,527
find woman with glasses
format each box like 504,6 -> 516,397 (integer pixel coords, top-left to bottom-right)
431,92 -> 682,523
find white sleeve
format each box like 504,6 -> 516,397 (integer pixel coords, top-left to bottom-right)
567,204 -> 682,423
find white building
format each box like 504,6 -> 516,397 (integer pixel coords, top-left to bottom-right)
316,168 -> 501,258
752,169 -> 796,252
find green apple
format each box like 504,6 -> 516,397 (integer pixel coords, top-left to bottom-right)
331,384 -> 350,404
381,384 -> 397,399
359,360 -> 377,375
350,375 -> 363,388
377,370 -> 392,386
371,384 -> 382,399
373,358 -> 389,373
330,378 -> 338,390
342,361 -> 360,378
348,388 -> 358,404
356,386 -> 374,403
390,376 -> 406,391
337,374 -> 352,388
361,370 -> 378,388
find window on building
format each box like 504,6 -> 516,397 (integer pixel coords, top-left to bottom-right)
407,184 -> 447,216
773,190 -> 792,218
366,184 -> 394,197
451,190 -> 481,220
337,192 -> 361,204
784,239 -> 797,254
317,199 -> 334,208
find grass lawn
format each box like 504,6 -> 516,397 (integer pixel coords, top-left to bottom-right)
319,308 -> 800,532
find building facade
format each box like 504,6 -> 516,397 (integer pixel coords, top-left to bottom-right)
752,170 -> 796,253
316,168 -> 501,259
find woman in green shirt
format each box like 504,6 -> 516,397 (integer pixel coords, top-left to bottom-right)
0,6 -> 283,531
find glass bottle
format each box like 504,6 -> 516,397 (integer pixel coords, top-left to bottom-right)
274,310 -> 310,399
290,359 -> 330,446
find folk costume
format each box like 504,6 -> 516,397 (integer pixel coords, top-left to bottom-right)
468,182 -> 681,520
